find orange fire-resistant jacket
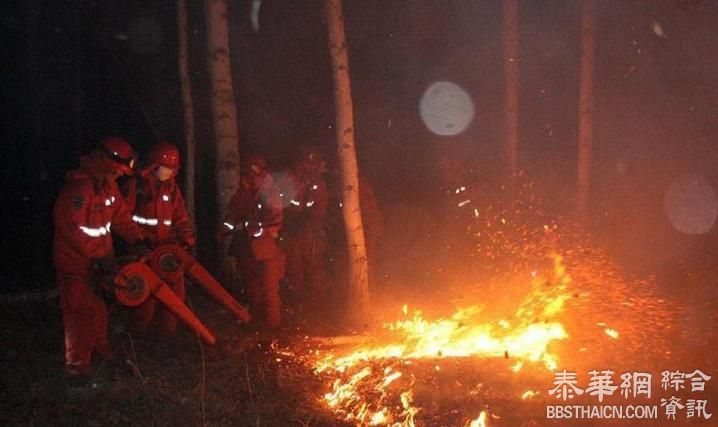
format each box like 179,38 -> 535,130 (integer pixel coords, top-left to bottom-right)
224,176 -> 283,260
276,170 -> 329,236
53,156 -> 145,276
126,172 -> 195,247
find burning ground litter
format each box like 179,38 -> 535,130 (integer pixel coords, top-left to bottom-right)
0,177 -> 706,427
292,176 -> 680,426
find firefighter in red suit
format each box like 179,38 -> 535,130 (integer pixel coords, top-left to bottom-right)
53,137 -> 145,383
276,146 -> 330,304
220,154 -> 284,330
125,141 -> 196,336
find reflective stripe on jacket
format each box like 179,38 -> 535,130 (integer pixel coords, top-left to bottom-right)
53,161 -> 143,276
128,174 -> 195,247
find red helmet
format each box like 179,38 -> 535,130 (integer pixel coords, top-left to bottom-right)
148,141 -> 180,170
99,136 -> 137,174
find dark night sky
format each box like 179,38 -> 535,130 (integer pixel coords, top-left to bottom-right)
2,0 -> 718,290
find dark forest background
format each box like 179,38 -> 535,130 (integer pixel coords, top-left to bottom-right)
2,0 -> 718,292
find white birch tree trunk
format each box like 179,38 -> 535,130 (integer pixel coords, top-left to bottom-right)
205,0 -> 240,278
324,0 -> 369,319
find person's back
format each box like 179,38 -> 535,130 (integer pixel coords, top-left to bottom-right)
221,153 -> 284,331
276,146 -> 330,305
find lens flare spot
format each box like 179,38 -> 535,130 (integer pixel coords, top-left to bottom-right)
419,81 -> 475,136
664,174 -> 717,234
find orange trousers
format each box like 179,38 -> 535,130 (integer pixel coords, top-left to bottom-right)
57,274 -> 110,374
236,253 -> 284,330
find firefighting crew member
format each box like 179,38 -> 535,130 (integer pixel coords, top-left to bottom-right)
276,146 -> 330,303
124,141 -> 196,336
219,154 -> 284,330
53,136 -> 145,383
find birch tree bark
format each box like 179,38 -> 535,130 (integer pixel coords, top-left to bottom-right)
206,0 -> 240,277
324,0 -> 369,319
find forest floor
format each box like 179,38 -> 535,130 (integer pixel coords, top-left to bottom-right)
2,230 -> 718,427
0,284 -> 359,427
2,274 -> 717,427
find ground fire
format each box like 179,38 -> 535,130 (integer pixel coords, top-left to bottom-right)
2,1 -> 718,425
288,185 -> 677,426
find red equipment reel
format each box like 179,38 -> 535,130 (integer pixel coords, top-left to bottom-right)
148,245 -> 184,282
113,262 -> 153,306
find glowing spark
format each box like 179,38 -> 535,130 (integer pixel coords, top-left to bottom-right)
468,410 -> 488,427
521,390 -> 539,400
382,371 -> 402,387
604,328 -> 619,339
369,408 -> 388,425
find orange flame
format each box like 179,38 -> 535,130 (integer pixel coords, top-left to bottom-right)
312,254 -> 577,425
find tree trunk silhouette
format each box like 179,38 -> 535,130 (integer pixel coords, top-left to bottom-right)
205,0 -> 240,280
577,0 -> 596,221
27,0 -> 44,181
503,0 -> 519,177
178,0 -> 196,223
324,0 -> 369,320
